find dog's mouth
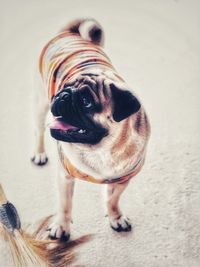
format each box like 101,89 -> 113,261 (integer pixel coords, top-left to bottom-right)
49,117 -> 108,144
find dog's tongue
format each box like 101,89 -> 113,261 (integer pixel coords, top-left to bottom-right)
50,118 -> 78,131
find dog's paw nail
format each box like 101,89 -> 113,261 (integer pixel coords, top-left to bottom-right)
50,235 -> 58,240
31,153 -> 48,166
110,216 -> 132,232
60,232 -> 70,242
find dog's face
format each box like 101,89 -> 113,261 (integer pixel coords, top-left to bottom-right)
50,75 -> 141,145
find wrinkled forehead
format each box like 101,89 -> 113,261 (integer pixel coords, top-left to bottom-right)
65,74 -> 112,105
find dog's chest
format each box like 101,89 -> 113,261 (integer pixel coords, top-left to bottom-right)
80,148 -> 114,176
61,144 -> 116,178
60,134 -> 146,180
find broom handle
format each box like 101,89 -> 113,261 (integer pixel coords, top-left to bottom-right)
0,184 -> 8,205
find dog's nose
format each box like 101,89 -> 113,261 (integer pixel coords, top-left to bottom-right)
51,88 -> 72,117
58,90 -> 71,100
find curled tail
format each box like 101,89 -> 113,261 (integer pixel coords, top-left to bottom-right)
61,18 -> 104,46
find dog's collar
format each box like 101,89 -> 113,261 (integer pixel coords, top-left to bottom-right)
57,144 -> 145,184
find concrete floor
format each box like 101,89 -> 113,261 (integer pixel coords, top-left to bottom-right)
0,0 -> 200,266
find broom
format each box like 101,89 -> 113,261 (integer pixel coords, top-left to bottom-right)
0,184 -> 90,267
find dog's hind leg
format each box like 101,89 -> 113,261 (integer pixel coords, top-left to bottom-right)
31,72 -> 49,166
106,181 -> 132,232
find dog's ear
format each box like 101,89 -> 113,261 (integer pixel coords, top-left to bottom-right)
110,83 -> 141,122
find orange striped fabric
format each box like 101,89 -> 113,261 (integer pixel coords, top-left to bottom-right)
39,31 -> 120,99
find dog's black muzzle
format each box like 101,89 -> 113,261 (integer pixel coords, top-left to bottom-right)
51,87 -> 72,117
51,87 -> 82,128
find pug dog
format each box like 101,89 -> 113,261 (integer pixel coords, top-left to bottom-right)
32,18 -> 150,240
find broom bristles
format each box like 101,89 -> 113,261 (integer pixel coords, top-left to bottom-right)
0,224 -> 47,267
0,184 -> 91,266
1,217 -> 91,267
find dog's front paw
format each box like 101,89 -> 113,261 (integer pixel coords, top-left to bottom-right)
47,215 -> 70,241
31,152 -> 48,166
109,215 -> 132,232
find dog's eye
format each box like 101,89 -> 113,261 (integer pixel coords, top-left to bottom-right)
82,97 -> 93,108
